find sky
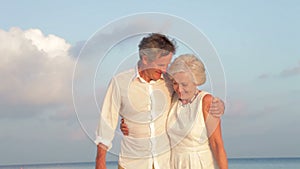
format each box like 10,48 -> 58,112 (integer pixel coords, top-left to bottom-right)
1,0 -> 300,165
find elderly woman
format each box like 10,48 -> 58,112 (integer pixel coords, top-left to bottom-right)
167,54 -> 228,169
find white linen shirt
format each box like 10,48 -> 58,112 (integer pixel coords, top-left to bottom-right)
95,68 -> 173,169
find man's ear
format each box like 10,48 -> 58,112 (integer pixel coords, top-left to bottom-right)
141,55 -> 148,65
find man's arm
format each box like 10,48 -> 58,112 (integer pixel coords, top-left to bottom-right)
95,143 -> 108,169
120,97 -> 225,135
95,77 -> 121,168
209,97 -> 225,117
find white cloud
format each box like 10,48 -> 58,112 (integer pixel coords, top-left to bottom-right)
280,61 -> 300,78
257,61 -> 300,79
24,29 -> 71,58
0,27 -> 75,117
258,73 -> 270,79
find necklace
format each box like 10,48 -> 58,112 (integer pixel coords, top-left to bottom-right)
180,90 -> 200,105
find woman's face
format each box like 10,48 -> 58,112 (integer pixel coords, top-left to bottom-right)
172,72 -> 198,101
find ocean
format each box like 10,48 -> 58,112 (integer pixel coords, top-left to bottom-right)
1,158 -> 300,169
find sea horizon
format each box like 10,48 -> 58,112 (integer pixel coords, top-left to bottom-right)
1,156 -> 300,167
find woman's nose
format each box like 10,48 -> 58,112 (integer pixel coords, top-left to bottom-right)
178,85 -> 184,93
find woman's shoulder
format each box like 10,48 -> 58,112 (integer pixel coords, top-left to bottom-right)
199,91 -> 213,108
199,90 -> 212,101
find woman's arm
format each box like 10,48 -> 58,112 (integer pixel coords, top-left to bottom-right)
202,94 -> 228,169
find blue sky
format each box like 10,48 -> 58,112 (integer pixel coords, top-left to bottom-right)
1,0 -> 300,165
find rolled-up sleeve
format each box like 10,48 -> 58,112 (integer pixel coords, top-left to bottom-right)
95,77 -> 121,150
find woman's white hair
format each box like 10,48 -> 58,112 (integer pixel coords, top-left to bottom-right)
168,54 -> 206,86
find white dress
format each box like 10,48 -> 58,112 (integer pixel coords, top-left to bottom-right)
167,91 -> 218,169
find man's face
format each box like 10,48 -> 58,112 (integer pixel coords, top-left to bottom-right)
143,53 -> 173,81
